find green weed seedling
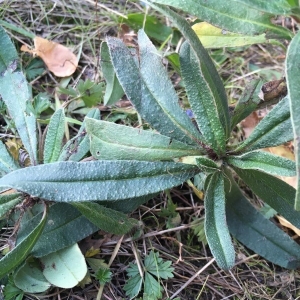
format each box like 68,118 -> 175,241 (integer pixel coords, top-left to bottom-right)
1,0 -> 300,299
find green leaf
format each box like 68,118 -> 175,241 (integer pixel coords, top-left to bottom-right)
144,273 -> 162,299
14,257 -> 50,293
3,276 -> 24,300
124,268 -> 143,299
43,108 -> 65,163
40,243 -> 87,288
0,161 -> 200,202
0,27 -> 37,166
26,92 -> 51,118
144,251 -> 174,280
234,97 -> 292,152
0,140 -> 19,175
204,172 -> 235,270
0,192 -> 23,218
77,79 -> 104,107
286,30 -> 300,210
86,118 -> 203,161
0,26 -> 18,74
72,202 -> 138,235
225,168 -> 300,269
17,203 -> 98,257
100,42 -> 124,106
192,22 -> 274,49
119,13 -> 179,44
107,29 -> 203,146
180,41 -> 226,155
194,156 -> 219,174
0,205 -> 47,279
233,0 -> 294,15
95,267 -> 112,284
227,150 -> 296,177
58,108 -> 100,162
146,4 -> 231,139
230,79 -> 261,129
24,58 -> 45,81
231,167 -> 300,230
147,0 -> 292,39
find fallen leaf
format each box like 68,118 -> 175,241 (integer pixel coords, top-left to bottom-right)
277,215 -> 300,237
21,36 -> 78,77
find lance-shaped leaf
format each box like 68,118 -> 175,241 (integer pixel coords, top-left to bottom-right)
230,79 -> 261,129
205,172 -> 235,270
0,192 -> 23,218
227,150 -> 296,177
72,202 -> 137,235
17,203 -> 98,257
100,42 -> 124,106
0,140 -> 19,175
225,168 -> 300,269
147,0 -> 292,39
145,3 -> 230,139
195,156 -> 219,174
233,0 -> 294,15
286,30 -> 300,210
107,30 -> 202,146
43,108 -> 65,163
86,118 -> 203,161
0,160 -> 200,202
180,42 -> 226,155
0,204 -> 47,279
58,108 -> 100,162
231,167 -> 300,229
0,27 -> 37,165
234,97 -> 292,153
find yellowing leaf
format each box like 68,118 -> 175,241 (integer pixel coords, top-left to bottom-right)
21,37 -> 78,77
192,22 -> 269,48
277,215 -> 300,237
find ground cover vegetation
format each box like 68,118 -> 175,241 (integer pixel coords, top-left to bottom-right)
1,0 -> 300,299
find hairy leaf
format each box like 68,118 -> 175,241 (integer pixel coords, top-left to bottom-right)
286,30 -> 300,210
234,97 -> 292,152
232,167 -> 300,229
86,118 -> 203,161
0,192 -> 23,218
43,108 -> 65,163
225,168 -> 300,269
0,140 -> 19,175
227,150 -> 296,177
205,172 -> 235,270
147,0 -> 292,39
107,30 -> 203,146
0,205 -> 47,279
0,160 -> 200,202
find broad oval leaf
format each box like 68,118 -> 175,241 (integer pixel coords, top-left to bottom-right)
0,160 -> 200,202
147,1 -> 292,39
205,172 -> 235,270
58,108 -> 100,162
86,118 -> 203,161
231,166 -> 300,229
107,30 -> 203,146
0,204 -> 47,279
180,41 -> 226,155
234,97 -> 292,152
286,30 -> 300,210
227,150 -> 296,177
225,168 -> 300,269
40,243 -> 87,288
100,42 -> 124,106
43,108 -> 65,163
14,257 -> 50,293
72,202 -> 138,235
17,203 -> 98,257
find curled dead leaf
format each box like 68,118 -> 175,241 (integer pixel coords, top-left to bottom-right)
21,36 -> 78,77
